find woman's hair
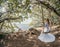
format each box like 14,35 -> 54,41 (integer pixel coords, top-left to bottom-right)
45,18 -> 50,24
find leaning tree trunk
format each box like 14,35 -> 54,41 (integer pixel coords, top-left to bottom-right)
41,5 -> 44,27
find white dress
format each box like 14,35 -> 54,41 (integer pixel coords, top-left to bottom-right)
19,24 -> 31,31
38,23 -> 55,42
13,18 -> 33,31
44,23 -> 50,32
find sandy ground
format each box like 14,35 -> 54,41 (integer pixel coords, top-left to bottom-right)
0,25 -> 60,47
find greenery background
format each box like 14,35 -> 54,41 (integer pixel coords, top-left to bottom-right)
0,0 -> 60,33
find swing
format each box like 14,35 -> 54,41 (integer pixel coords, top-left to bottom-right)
38,6 -> 55,42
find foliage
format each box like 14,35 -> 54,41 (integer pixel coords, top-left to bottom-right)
0,0 -> 60,32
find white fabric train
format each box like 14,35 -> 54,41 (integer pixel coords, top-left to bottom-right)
38,33 -> 55,42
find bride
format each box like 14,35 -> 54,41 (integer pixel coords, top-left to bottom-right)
38,18 -> 55,42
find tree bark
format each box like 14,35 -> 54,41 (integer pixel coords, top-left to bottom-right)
0,17 -> 20,23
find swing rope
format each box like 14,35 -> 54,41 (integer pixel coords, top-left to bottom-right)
41,5 -> 44,33
41,5 -> 52,33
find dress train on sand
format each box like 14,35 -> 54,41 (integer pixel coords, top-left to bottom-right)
38,23 -> 55,42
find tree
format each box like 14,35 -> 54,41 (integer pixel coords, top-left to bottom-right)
36,0 -> 60,17
0,0 -> 60,32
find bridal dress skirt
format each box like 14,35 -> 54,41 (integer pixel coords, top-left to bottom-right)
38,33 -> 55,42
19,24 -> 30,31
44,27 -> 50,32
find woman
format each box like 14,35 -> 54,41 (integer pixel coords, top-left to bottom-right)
44,18 -> 50,33
38,18 -> 55,42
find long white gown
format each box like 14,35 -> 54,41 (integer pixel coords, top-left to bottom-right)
13,18 -> 33,31
19,18 -> 33,31
38,33 -> 55,42
18,24 -> 31,31
38,23 -> 55,42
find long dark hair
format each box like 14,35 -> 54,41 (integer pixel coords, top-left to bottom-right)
46,18 -> 50,25
45,18 -> 50,24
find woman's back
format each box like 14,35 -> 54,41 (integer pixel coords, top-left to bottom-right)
44,19 -> 50,32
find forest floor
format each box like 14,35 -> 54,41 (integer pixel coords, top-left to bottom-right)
0,25 -> 60,47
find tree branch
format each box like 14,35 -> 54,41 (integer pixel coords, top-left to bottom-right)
0,17 -> 20,23
0,22 -> 4,31
36,0 -> 60,16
